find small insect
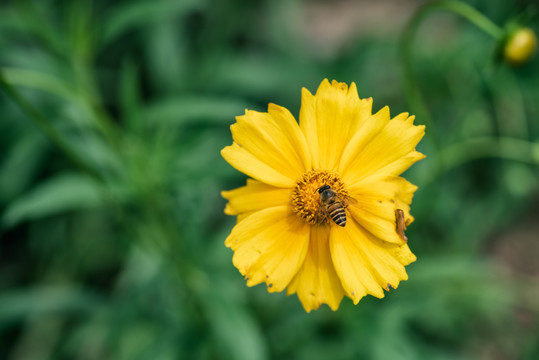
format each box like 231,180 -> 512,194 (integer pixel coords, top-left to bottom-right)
395,209 -> 408,241
316,184 -> 353,227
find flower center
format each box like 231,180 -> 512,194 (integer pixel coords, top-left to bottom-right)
291,169 -> 350,225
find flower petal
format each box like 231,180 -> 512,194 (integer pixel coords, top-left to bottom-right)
300,79 -> 373,171
268,103 -> 312,171
348,176 -> 419,230
299,88 -> 319,169
287,225 -> 345,312
338,106 -> 391,173
223,108 -> 309,186
225,206 -> 310,292
386,243 -> 417,267
341,111 -> 425,186
221,143 -> 295,188
392,176 -> 419,225
330,226 -> 384,303
330,218 -> 413,303
347,179 -> 408,245
222,179 -> 291,215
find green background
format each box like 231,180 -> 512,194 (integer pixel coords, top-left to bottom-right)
0,0 -> 538,359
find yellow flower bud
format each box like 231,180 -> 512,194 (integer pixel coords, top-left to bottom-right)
504,27 -> 538,66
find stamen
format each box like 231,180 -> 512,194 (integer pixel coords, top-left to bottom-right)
291,169 -> 350,225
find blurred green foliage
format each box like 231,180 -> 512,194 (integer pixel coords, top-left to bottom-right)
0,0 -> 538,359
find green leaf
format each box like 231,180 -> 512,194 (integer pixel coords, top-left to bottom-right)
144,96 -> 250,126
200,275 -> 269,360
207,55 -> 313,98
102,0 -> 204,46
144,19 -> 187,94
0,286 -> 100,326
119,58 -> 143,133
2,173 -> 105,228
2,67 -> 79,103
9,1 -> 66,57
0,134 -> 46,203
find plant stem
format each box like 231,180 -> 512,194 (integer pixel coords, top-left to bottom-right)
438,0 -> 504,40
399,0 -> 506,189
423,136 -> 538,186
399,0 -> 504,133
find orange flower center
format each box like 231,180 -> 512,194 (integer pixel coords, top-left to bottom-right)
291,169 -> 350,225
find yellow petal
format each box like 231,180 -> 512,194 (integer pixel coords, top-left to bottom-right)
347,182 -> 405,245
221,144 -> 295,188
222,179 -> 291,215
339,106 -> 391,172
341,111 -> 425,185
225,206 -> 310,292
299,79 -> 372,171
231,109 -> 308,178
331,218 -> 412,303
236,212 -> 252,223
246,222 -> 310,293
268,103 -> 312,171
346,176 -> 419,244
299,88 -> 319,169
287,225 -> 345,312
330,225 -> 384,303
360,151 -> 425,187
386,243 -> 417,267
222,106 -> 310,187
393,176 -> 418,226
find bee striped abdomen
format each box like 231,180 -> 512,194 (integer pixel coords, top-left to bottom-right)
328,201 -> 346,227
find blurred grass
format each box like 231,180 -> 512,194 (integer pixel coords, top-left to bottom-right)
0,0 -> 538,359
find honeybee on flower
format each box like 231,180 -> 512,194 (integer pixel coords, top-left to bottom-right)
221,79 -> 425,312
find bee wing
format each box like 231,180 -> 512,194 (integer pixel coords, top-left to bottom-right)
339,193 -> 357,207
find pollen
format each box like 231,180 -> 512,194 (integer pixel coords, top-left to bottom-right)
291,169 -> 349,225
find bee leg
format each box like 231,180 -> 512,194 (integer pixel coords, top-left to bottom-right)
316,204 -> 328,224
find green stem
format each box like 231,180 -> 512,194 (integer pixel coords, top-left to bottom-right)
423,136 -> 538,186
399,0 -> 504,132
66,0 -> 123,152
399,0 -> 506,188
0,69 -> 103,181
73,58 -> 123,151
438,0 -> 504,40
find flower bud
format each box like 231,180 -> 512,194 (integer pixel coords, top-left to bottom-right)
504,27 -> 537,66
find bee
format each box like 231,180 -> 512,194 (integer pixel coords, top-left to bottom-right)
316,184 -> 353,227
395,209 -> 408,241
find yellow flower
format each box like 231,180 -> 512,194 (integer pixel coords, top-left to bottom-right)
221,79 -> 425,312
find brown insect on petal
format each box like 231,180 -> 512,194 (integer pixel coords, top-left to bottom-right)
395,209 -> 408,242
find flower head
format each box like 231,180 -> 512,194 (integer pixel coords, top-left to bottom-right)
504,27 -> 537,66
221,79 -> 425,312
